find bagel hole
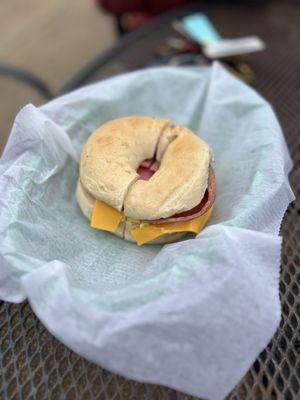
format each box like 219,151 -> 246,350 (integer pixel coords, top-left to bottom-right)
137,158 -> 160,181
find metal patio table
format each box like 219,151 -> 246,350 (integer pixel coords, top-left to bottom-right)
0,1 -> 299,399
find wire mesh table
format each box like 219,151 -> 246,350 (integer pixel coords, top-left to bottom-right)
1,2 -> 299,399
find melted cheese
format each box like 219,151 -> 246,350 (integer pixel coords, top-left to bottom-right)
131,207 -> 213,245
91,200 -> 123,232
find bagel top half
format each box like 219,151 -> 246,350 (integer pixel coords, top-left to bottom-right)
79,116 -> 213,221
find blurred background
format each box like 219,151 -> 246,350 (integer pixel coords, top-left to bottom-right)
0,1 -> 299,400
0,0 -> 116,153
1,0 -> 299,155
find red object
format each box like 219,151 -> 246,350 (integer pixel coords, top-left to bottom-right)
98,0 -> 189,15
149,160 -> 160,172
137,160 -> 216,223
152,166 -> 216,224
137,158 -> 160,180
97,0 -> 192,30
139,159 -> 153,168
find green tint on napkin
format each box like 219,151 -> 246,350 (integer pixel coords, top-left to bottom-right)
0,64 -> 294,400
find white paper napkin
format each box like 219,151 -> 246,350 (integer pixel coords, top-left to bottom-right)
0,63 -> 294,399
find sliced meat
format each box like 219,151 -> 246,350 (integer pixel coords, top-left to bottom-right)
137,160 -> 216,221
149,160 -> 160,172
137,167 -> 156,180
137,159 -> 160,180
150,166 -> 216,224
140,159 -> 153,169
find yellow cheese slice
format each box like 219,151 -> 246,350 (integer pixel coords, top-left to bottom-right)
131,207 -> 213,245
91,200 -> 123,232
91,199 -> 213,245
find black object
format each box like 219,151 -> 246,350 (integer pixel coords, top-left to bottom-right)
0,62 -> 53,100
58,2 -> 204,95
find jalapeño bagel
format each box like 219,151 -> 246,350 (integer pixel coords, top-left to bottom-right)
76,116 -> 216,245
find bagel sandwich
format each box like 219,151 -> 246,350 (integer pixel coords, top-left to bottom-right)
76,116 -> 216,245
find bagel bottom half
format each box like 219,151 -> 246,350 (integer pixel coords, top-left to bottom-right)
76,179 -> 210,245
